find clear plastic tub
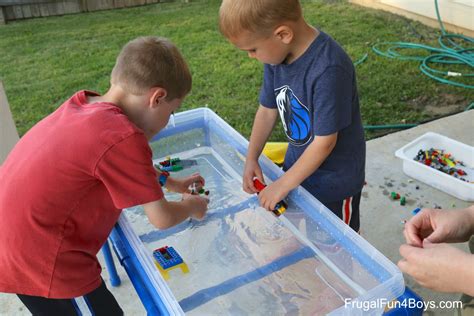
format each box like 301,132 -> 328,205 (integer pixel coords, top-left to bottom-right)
395,132 -> 474,201
119,108 -> 405,315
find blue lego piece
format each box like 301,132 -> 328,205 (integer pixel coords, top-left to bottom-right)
153,246 -> 184,270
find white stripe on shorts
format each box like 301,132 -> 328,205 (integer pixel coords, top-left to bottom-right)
74,296 -> 93,316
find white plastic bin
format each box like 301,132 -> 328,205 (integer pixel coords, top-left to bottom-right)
395,132 -> 474,201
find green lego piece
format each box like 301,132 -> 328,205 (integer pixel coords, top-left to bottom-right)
170,165 -> 183,172
400,196 -> 406,206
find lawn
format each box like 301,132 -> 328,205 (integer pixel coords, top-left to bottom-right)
0,0 -> 472,139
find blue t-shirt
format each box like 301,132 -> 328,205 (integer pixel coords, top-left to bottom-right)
259,31 -> 365,204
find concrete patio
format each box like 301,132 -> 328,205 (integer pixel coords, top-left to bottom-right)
0,110 -> 473,315
360,109 -> 473,316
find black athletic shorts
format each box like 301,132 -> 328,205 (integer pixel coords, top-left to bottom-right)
325,191 -> 361,232
17,279 -> 123,316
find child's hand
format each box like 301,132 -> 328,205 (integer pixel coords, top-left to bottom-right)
166,173 -> 205,194
258,180 -> 290,212
182,193 -> 209,220
243,159 -> 264,194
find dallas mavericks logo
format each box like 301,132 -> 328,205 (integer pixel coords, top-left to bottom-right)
275,86 -> 311,146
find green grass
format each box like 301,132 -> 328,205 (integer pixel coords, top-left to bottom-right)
0,0 -> 472,139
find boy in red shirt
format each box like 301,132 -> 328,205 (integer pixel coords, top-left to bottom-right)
0,36 -> 208,315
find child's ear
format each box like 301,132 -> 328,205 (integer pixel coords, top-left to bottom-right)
150,87 -> 167,109
274,25 -> 293,44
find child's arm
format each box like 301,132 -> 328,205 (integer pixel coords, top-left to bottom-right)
142,194 -> 208,229
243,105 -> 279,193
247,105 -> 279,162
279,133 -> 337,189
258,133 -> 337,211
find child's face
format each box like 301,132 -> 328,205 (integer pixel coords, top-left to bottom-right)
151,97 -> 182,135
230,31 -> 290,65
142,94 -> 183,139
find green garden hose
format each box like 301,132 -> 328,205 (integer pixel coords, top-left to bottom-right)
364,123 -> 418,130
363,0 -> 473,131
371,0 -> 473,89
364,102 -> 474,131
353,53 -> 368,66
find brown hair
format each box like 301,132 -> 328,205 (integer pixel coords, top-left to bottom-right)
111,36 -> 191,100
219,0 -> 302,39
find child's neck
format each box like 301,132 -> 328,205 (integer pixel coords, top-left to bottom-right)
285,21 -> 319,64
87,85 -> 148,134
87,86 -> 123,106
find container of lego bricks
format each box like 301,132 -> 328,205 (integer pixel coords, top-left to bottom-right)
395,132 -> 474,201
119,108 -> 405,315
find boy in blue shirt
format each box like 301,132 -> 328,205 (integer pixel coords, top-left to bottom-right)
219,0 -> 365,231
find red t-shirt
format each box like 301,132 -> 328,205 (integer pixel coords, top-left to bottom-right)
0,90 -> 163,298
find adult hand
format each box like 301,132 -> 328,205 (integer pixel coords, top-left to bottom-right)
258,179 -> 290,212
242,159 -> 264,194
398,240 -> 474,295
182,193 -> 209,220
403,207 -> 474,248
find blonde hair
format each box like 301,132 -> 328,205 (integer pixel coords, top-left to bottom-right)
219,0 -> 302,39
111,36 -> 191,100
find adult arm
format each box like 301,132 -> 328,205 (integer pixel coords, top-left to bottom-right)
404,206 -> 474,247
399,241 -> 474,296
